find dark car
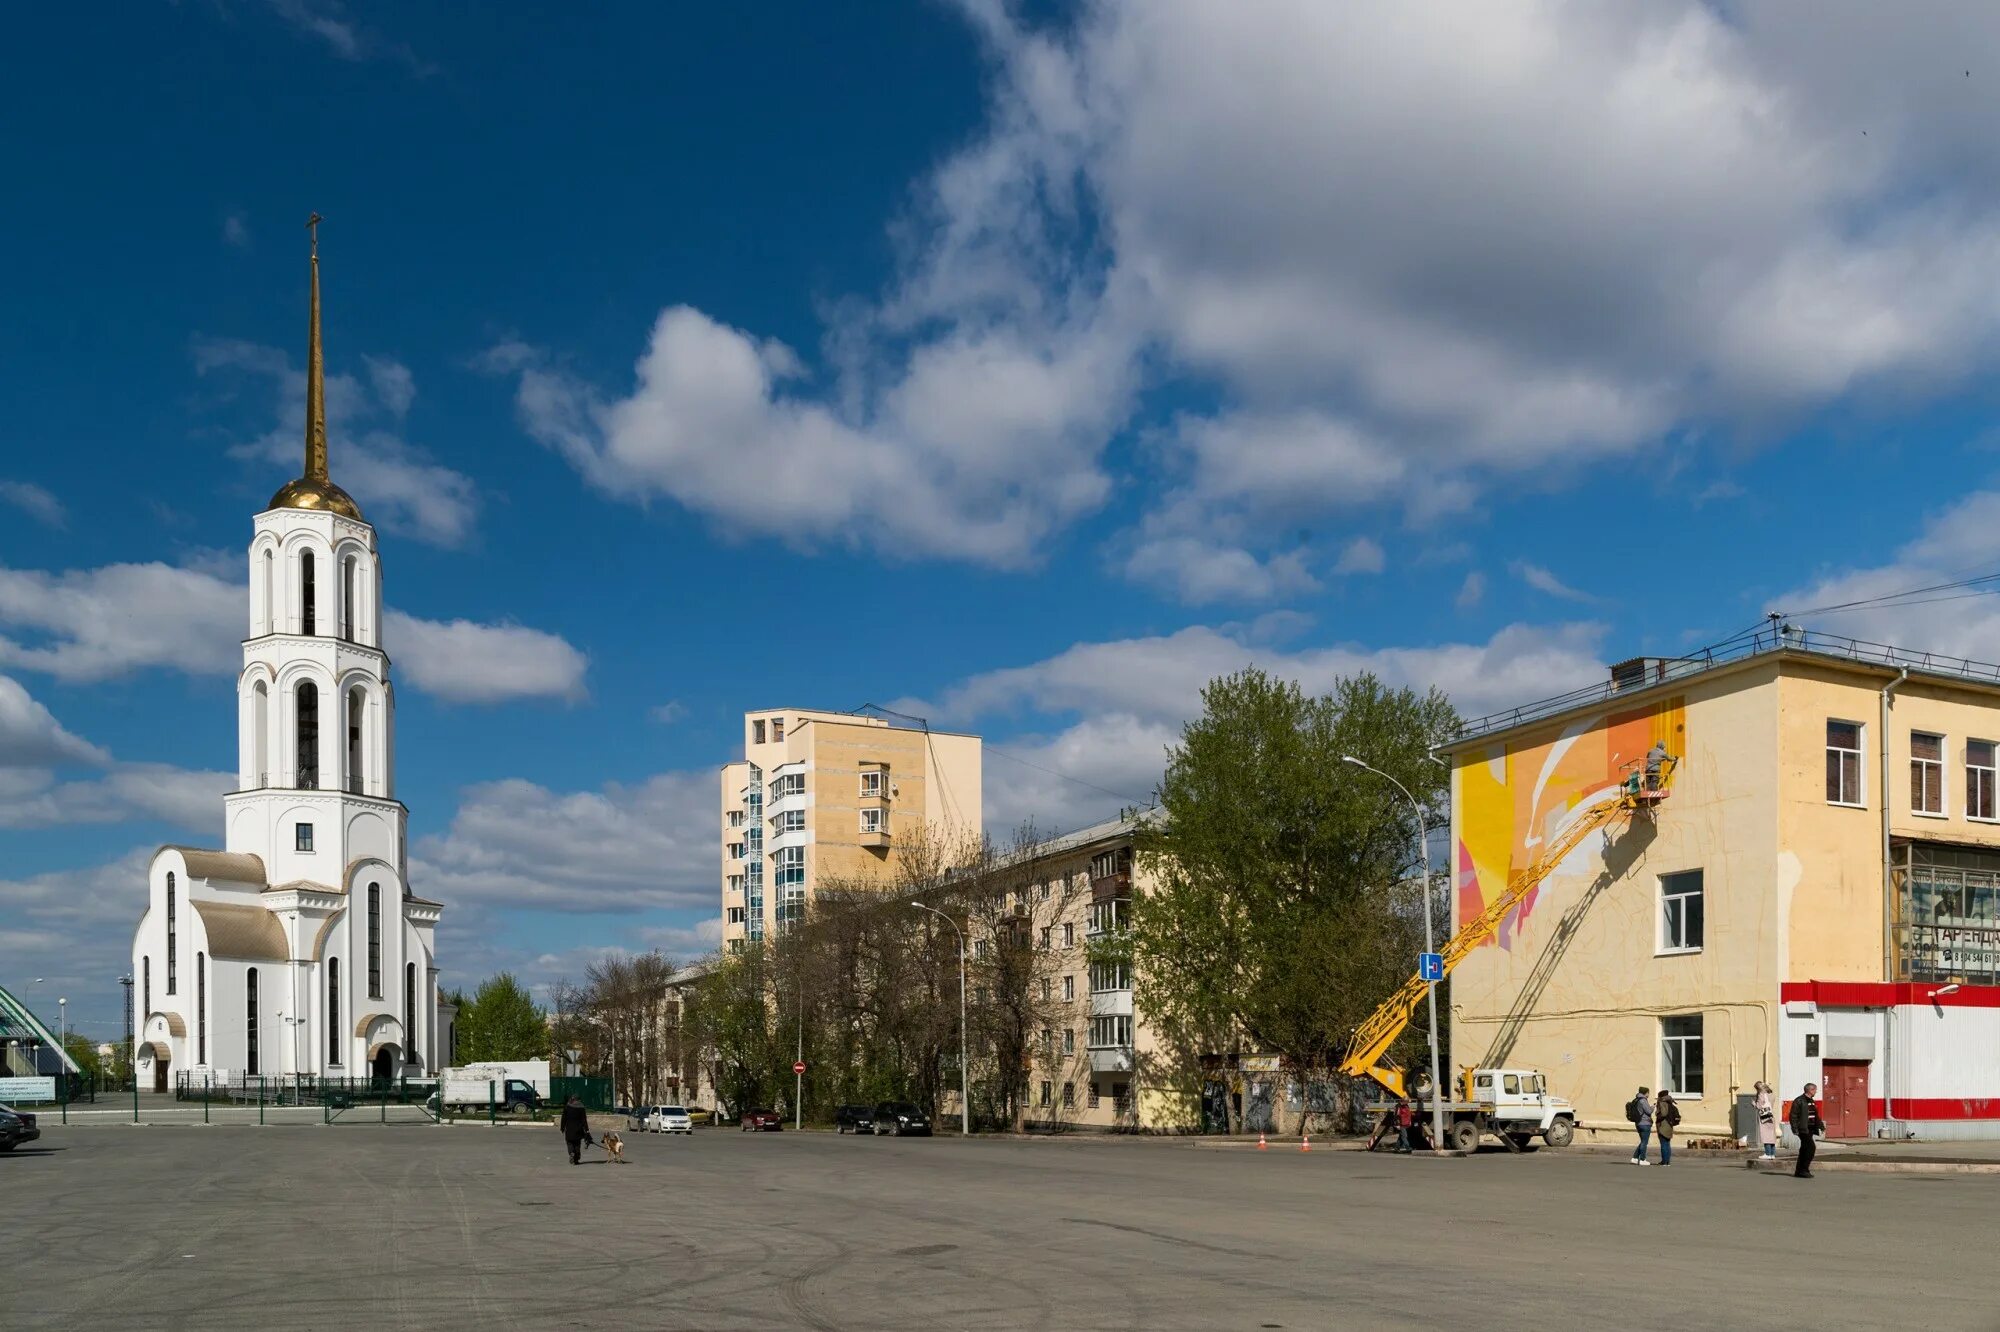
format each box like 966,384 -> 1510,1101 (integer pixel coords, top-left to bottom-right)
0,1103 -> 41,1153
874,1101 -> 932,1137
834,1103 -> 877,1135
739,1107 -> 784,1132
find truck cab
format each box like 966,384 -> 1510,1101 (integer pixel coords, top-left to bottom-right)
1466,1067 -> 1575,1147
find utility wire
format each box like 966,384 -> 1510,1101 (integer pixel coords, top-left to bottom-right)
984,743 -> 1153,806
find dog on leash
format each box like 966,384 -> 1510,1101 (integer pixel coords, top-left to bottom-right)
600,1130 -> 627,1164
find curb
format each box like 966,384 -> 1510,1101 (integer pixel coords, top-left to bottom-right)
1746,1157 -> 2000,1175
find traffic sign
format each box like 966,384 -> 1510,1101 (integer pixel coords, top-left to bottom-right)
793,1060 -> 807,1075
1418,952 -> 1444,982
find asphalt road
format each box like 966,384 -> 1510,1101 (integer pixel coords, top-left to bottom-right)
6,1124 -> 1997,1331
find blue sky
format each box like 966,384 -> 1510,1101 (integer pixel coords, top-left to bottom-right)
10,1 -> 2000,1036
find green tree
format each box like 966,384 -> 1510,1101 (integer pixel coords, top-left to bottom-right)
456,973 -> 548,1063
62,1033 -> 104,1081
1131,668 -> 1458,1122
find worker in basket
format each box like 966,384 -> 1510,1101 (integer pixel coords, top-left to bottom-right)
1625,740 -> 1672,797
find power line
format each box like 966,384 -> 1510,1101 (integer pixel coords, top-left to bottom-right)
1786,570 -> 2000,619
984,743 -> 1152,806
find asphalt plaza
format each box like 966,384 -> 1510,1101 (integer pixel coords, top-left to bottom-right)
7,1124 -> 1999,1331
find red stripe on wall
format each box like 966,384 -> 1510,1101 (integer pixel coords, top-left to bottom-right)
1865,1098 -> 2000,1121
1781,981 -> 2000,1008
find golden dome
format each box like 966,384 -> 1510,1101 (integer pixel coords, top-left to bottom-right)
267,476 -> 364,520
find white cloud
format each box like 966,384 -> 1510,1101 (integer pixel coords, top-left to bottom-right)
0,674 -> 108,767
196,339 -> 479,548
1512,561 -> 1603,605
0,849 -> 157,1024
494,4 -> 2000,605
1333,537 -> 1386,577
413,769 -> 717,914
222,212 -> 250,248
0,480 -> 65,529
1456,570 -> 1488,611
383,611 -> 588,704
648,700 -> 687,724
263,0 -> 426,71
0,762 -> 231,833
0,559 -> 585,703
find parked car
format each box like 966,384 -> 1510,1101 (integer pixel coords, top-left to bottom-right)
686,1108 -> 715,1126
834,1103 -> 878,1135
874,1101 -> 932,1136
0,1103 -> 41,1153
645,1105 -> 694,1134
739,1107 -> 784,1132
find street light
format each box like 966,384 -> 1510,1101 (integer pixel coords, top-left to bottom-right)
1343,754 -> 1446,1151
911,902 -> 971,1137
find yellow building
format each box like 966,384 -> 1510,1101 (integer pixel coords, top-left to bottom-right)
1444,628 -> 2000,1142
719,708 -> 981,946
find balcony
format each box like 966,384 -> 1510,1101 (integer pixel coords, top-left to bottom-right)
1089,1046 -> 1134,1074
859,828 -> 891,849
1089,990 -> 1132,1018
1091,868 -> 1131,902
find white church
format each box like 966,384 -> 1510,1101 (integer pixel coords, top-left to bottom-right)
132,224 -> 446,1092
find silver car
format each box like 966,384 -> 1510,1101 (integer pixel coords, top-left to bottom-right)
643,1104 -> 693,1134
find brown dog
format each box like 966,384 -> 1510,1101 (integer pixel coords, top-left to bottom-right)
601,1130 -> 627,1164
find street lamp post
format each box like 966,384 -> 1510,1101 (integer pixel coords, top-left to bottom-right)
1343,755 -> 1447,1151
911,902 -> 971,1137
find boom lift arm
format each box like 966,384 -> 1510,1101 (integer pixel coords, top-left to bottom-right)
1338,758 -> 1675,1099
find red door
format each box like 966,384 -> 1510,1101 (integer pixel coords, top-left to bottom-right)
1822,1061 -> 1870,1139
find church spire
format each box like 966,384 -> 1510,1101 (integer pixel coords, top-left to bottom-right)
266,211 -> 363,520
304,212 -> 327,483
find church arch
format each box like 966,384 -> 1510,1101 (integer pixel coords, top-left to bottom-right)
295,679 -> 320,789
346,683 -> 366,794
252,678 -> 270,788
299,549 -> 317,637
257,543 -> 276,636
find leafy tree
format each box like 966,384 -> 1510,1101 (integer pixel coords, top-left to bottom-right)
63,1033 -> 104,1081
1131,668 -> 1457,1124
456,973 -> 547,1063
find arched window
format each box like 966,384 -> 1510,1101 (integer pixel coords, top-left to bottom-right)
253,680 -> 270,788
165,872 -> 177,994
296,681 -> 319,789
340,554 -> 356,641
300,549 -> 317,635
246,968 -> 260,1076
405,961 -> 419,1069
368,883 -> 382,998
260,547 -> 274,634
143,956 -> 151,1016
327,958 -> 342,1066
347,686 -> 366,795
196,952 -> 207,1065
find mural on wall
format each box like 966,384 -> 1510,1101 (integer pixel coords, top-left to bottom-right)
1457,695 -> 1686,950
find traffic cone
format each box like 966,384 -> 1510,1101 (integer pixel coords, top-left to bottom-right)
1301,1131 -> 1311,1153
1257,1132 -> 1267,1151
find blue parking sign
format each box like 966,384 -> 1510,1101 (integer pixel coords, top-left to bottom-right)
1418,952 -> 1444,981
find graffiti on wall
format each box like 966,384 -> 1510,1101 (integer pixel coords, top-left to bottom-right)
1457,696 -> 1686,950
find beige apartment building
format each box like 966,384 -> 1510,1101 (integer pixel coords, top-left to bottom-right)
1444,627 -> 2000,1142
720,708 -> 982,946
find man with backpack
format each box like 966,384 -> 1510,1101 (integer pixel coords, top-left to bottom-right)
1627,1085 -> 1654,1165
1789,1082 -> 1823,1179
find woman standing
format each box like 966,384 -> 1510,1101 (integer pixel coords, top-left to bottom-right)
1754,1081 -> 1778,1159
1654,1089 -> 1681,1165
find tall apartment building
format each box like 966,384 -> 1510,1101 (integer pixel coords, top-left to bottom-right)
1444,627 -> 2000,1142
720,708 -> 982,946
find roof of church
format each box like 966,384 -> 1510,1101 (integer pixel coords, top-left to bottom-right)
165,846 -> 268,885
263,877 -> 342,895
404,892 -> 443,908
190,900 -> 290,961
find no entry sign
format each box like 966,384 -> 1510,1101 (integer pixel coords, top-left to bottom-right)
793,1061 -> 807,1075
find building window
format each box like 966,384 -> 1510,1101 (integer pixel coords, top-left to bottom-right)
753,720 -> 767,744
727,810 -> 744,828
975,985 -> 989,1005
778,809 -> 807,833
406,961 -> 418,1069
245,968 -> 259,1076
1826,720 -> 1863,805
727,906 -> 746,925
1089,1015 -> 1134,1048
340,555 -> 356,641
859,807 -> 885,834
772,773 -> 805,798
728,843 -> 744,861
1062,1080 -> 1075,1108
1912,732 -> 1945,815
771,719 -> 784,743
1062,975 -> 1075,1002
1660,1014 -> 1703,1096
1039,978 -> 1051,1001
1063,1029 -> 1075,1055
165,872 -> 177,994
859,769 -> 883,797
1090,961 -> 1131,991
296,822 -> 315,852
1041,1027 -> 1053,1058
974,938 -> 989,959
1089,1083 -> 1101,1109
346,686 -> 366,794
368,883 -> 382,998
143,956 -> 151,1016
296,681 -> 320,789
196,952 -> 207,1065
327,959 -> 341,1065
1972,741 -> 1998,821
1039,926 -> 1052,949
1037,881 -> 1051,901
1039,1081 -> 1051,1107
1062,923 -> 1075,948
300,549 -> 316,635
1659,870 -> 1704,954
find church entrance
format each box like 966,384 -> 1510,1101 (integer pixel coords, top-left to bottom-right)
153,1054 -> 169,1094
371,1046 -> 394,1085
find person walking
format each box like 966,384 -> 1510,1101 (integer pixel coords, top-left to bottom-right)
560,1094 -> 591,1166
1789,1082 -> 1822,1179
1629,1085 -> 1654,1165
1394,1098 -> 1414,1154
1654,1089 -> 1681,1165
1754,1081 -> 1778,1160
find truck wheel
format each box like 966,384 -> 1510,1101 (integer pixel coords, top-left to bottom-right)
1542,1118 -> 1574,1148
1448,1120 -> 1481,1153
